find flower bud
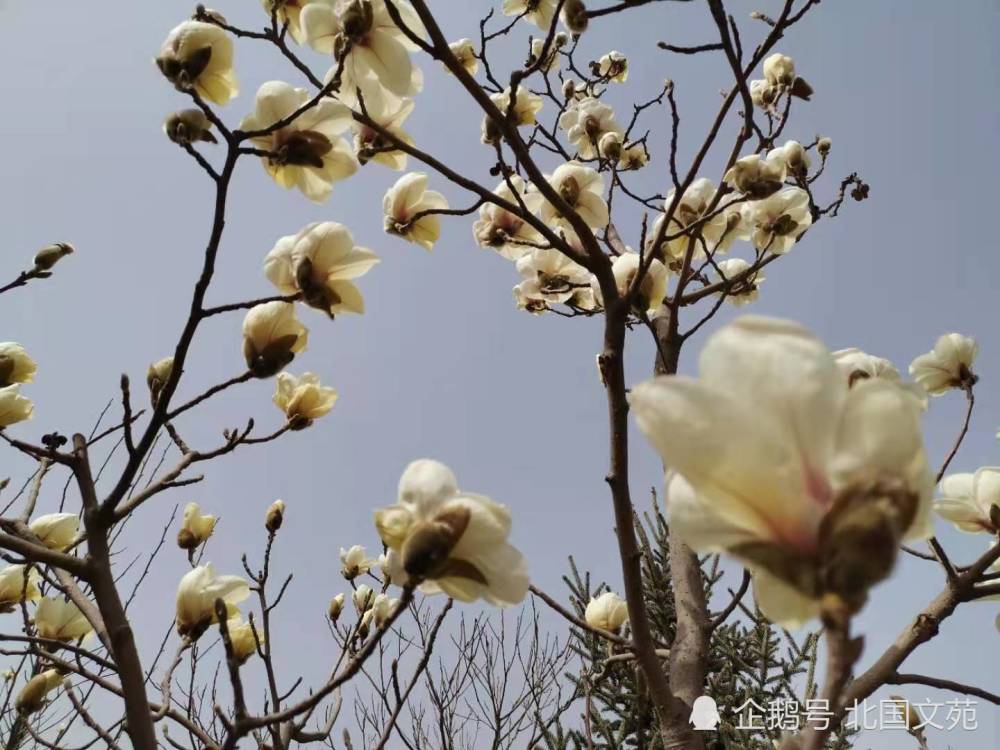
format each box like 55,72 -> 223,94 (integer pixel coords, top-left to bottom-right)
15,669 -> 64,715
227,618 -> 259,664
265,499 -> 285,533
585,591 -> 628,631
353,584 -> 374,614
32,243 -> 74,272
146,357 -> 174,404
817,136 -> 832,156
598,131 -> 622,161
561,0 -> 589,34
561,79 -> 577,100
164,109 -> 217,146
177,502 -> 216,551
327,593 -> 345,622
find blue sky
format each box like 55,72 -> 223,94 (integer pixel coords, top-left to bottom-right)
1,1 -> 998,746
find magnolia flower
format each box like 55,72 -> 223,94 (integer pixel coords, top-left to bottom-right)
596,51 -> 628,82
265,222 -> 379,316
449,38 -> 479,75
530,38 -> 560,73
908,334 -> 978,396
0,565 -> 41,612
750,78 -> 779,111
273,372 -> 337,427
767,140 -> 811,179
0,385 -> 33,428
935,468 -> 1000,534
340,545 -> 376,580
28,513 -> 78,551
301,0 -> 425,105
146,357 -> 174,403
328,593 -> 345,621
175,564 -> 250,638
763,53 -> 796,87
558,98 -> 622,160
383,172 -> 448,250
488,86 -> 544,134
630,316 -> 933,628
0,343 -> 36,387
817,136 -> 832,156
562,0 -> 589,34
591,251 -> 667,316
514,285 -> 548,314
33,243 -> 74,272
833,349 -> 902,386
515,248 -> 591,306
540,162 -> 608,229
370,593 -> 400,627
584,591 -> 628,631
473,176 -> 543,260
618,143 -> 648,171
15,669 -> 63,715
226,617 -> 260,663
598,132 -> 622,161
374,459 -> 529,606
242,301 -> 309,378
502,0 -> 556,30
156,21 -> 238,105
353,583 -> 375,613
650,178 -> 730,260
714,258 -> 765,306
164,109 -> 216,146
34,597 -> 94,642
265,500 -> 285,532
261,0 -> 310,44
352,91 -> 414,169
177,503 -> 216,551
240,81 -> 357,203
746,187 -> 812,253
723,153 -> 785,200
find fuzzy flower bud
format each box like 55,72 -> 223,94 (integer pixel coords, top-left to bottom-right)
32,243 -> 74,272
164,109 -> 217,146
561,0 -> 589,34
15,669 -> 64,715
328,593 -> 345,621
265,500 -> 285,533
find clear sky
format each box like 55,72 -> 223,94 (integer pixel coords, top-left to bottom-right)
1,1 -> 998,747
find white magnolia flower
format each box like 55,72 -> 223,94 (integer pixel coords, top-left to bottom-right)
353,583 -> 375,613
226,617 -> 260,663
558,98 -> 622,160
515,248 -> 591,306
0,565 -> 41,612
618,142 -> 648,171
32,243 -> 73,272
767,140 -> 811,179
175,564 -> 250,637
265,222 -> 379,316
301,0 -> 425,106
598,131 -> 622,161
352,91 -> 414,170
242,302 -> 309,378
328,593 -> 346,621
0,343 -> 36,387
514,285 -> 548,314
832,349 -> 901,386
374,459 -> 529,606
714,258 -> 765,306
240,81 -> 357,203
540,161 -> 608,229
908,334 -> 978,396
750,78 -> 779,111
273,372 -> 338,426
448,38 -> 479,75
651,178 -> 730,260
28,514 -> 78,551
596,51 -> 628,82
265,499 -> 285,532
502,0 -> 556,30
763,53 -> 796,87
746,187 -> 812,253
340,545 -> 376,580
15,669 -> 64,715
630,316 -> 933,628
261,0 -> 309,44
491,86 -> 544,127
0,385 -> 33,428
473,176 -> 544,260
156,21 -> 238,105
34,597 -> 94,642
530,38 -> 560,73
935,468 -> 1000,534
177,503 -> 217,551
146,357 -> 175,401
383,172 -> 449,250
370,592 -> 400,627
591,251 -> 667,316
584,591 -> 628,631
723,153 -> 786,200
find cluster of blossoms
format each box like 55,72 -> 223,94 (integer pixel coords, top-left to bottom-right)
0,342 -> 36,428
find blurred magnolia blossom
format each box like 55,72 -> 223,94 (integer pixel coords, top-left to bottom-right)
353,584 -> 375,613
352,92 -> 414,169
515,247 -> 592,307
383,172 -> 449,250
540,161 -> 609,229
327,592 -> 345,621
490,86 -> 544,128
713,258 -> 765,306
831,348 -> 927,409
448,38 -> 479,75
768,139 -> 811,178
301,0 -> 425,106
650,178 -> 729,260
618,142 -> 649,171
265,221 -> 379,317
374,459 -> 529,606
175,564 -> 250,638
585,591 -> 629,632
763,53 -> 796,87
723,153 -> 786,200
558,98 -> 622,160
590,251 -> 668,317
156,20 -> 238,105
473,176 -> 543,260
745,186 -> 812,253
340,545 -> 376,580
226,617 -> 260,663
0,343 -> 36,387
163,108 -> 216,146
273,372 -> 338,427
34,597 -> 94,642
265,500 -> 285,533
177,502 -> 217,551
146,356 -> 174,403
261,0 -> 310,44
14,669 -> 64,716
935,468 -> 1000,534
598,131 -> 622,161
32,243 -> 74,273
530,38 -> 560,73
596,51 -> 628,82
242,301 -> 309,378
908,333 -> 979,396
502,0 -> 556,30
28,513 -> 79,551
0,565 -> 41,612
370,592 -> 400,627
240,82 -> 357,203
0,385 -> 33,428
751,52 -> 813,112
630,316 -> 933,628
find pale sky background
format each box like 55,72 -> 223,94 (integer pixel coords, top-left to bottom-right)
1,1 -> 999,747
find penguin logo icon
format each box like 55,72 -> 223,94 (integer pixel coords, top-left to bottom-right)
689,695 -> 721,731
